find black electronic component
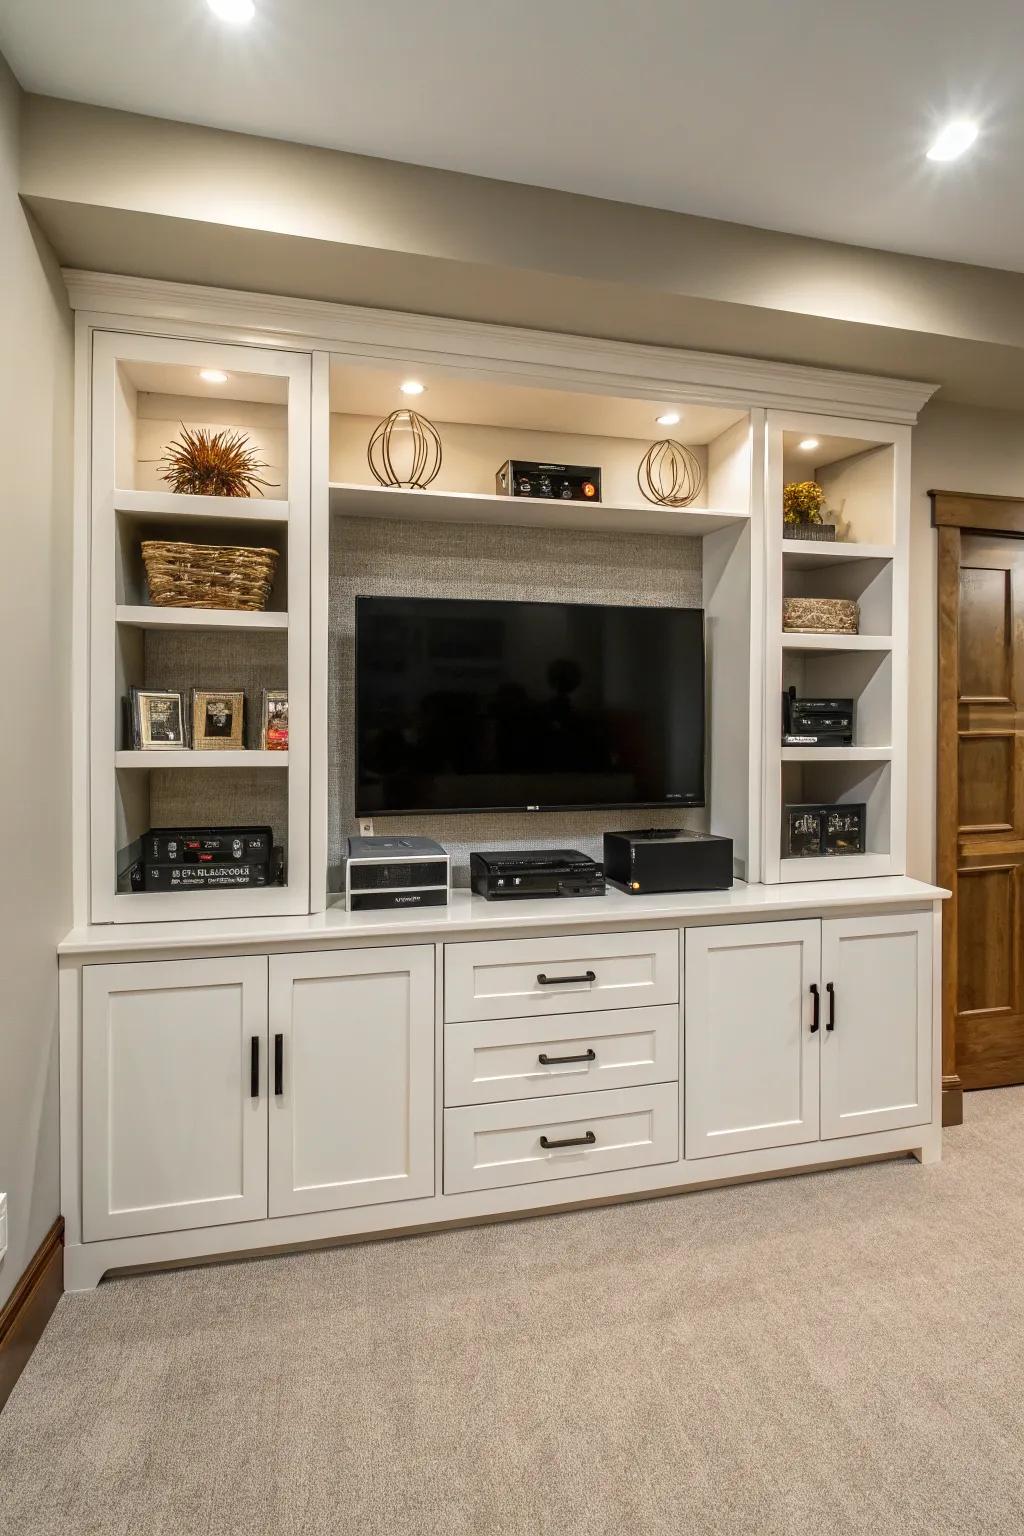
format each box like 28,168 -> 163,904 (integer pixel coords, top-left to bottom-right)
603,828 -> 733,894
782,688 -> 854,746
470,849 -> 606,900
496,460 -> 601,502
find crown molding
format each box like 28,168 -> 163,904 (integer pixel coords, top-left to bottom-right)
62,270 -> 938,423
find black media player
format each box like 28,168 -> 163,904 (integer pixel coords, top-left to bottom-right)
470,849 -> 606,900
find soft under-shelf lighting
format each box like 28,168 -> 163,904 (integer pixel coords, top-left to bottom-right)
400,380 -> 426,396
199,369 -> 229,384
799,437 -> 820,451
207,0 -> 256,22
656,411 -> 681,426
926,120 -> 979,162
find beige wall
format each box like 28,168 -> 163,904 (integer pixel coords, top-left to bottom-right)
0,54 -> 73,1306
908,399 -> 1024,882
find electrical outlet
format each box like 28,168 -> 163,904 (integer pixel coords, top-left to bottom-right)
357,817 -> 374,837
0,1193 -> 7,1263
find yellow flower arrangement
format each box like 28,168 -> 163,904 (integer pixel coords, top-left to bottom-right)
783,480 -> 826,525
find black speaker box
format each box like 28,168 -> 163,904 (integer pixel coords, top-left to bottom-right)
603,828 -> 733,894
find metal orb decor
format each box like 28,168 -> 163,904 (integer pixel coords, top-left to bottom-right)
637,438 -> 704,508
367,408 -> 442,490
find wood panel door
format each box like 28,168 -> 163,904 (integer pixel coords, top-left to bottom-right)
945,530 -> 1024,1091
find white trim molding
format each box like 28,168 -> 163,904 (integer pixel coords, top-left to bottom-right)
62,271 -> 938,424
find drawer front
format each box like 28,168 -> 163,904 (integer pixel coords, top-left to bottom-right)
443,929 -> 679,1023
443,1083 -> 680,1194
444,1005 -> 679,1106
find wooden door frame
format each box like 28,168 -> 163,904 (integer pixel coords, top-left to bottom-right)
931,489 -> 1024,1126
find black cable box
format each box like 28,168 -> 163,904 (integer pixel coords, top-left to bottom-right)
603,829 -> 733,894
470,849 -> 606,900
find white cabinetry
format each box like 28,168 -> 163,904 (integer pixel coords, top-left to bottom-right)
819,913 -> 931,1138
268,946 -> 435,1216
684,920 -> 821,1157
82,956 -> 269,1239
685,913 -> 932,1159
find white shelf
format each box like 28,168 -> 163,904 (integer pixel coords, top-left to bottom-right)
115,605 -> 288,632
114,489 -> 290,524
779,853 -> 897,883
329,481 -> 749,538
781,632 -> 893,653
115,750 -> 288,769
781,539 -> 895,569
780,746 -> 892,763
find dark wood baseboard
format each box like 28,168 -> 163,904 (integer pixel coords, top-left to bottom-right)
0,1217 -> 63,1413
942,1077 -> 964,1128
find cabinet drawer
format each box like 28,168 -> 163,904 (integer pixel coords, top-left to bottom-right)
443,1083 -> 679,1194
444,929 -> 679,1023
444,1005 -> 679,1106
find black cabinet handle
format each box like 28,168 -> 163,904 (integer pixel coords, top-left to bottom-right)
250,1036 -> 260,1099
540,1130 -> 597,1150
809,983 -> 820,1033
826,982 -> 836,1032
537,970 -> 596,986
274,1033 -> 284,1095
538,1048 -> 597,1066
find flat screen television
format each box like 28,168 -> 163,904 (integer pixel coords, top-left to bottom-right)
354,595 -> 706,815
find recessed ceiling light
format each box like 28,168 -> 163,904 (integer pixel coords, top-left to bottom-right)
399,380 -> 426,396
207,0 -> 255,22
199,369 -> 229,384
799,437 -> 820,451
926,120 -> 979,162
656,411 -> 681,426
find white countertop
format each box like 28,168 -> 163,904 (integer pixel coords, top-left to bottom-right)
58,876 -> 948,958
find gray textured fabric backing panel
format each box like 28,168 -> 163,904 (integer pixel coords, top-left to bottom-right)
143,630 -> 289,845
328,515 -> 704,888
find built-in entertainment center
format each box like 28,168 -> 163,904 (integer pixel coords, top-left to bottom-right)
57,272 -> 946,1291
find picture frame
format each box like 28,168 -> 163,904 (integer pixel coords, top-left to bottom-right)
131,688 -> 187,750
191,688 -> 246,751
783,805 -> 823,859
261,689 -> 289,751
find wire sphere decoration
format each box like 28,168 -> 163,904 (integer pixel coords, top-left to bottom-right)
367,409 -> 443,490
637,438 -> 704,508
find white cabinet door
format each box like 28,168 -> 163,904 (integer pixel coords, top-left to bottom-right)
820,913 -> 932,1139
685,920 -> 821,1158
82,957 -> 268,1240
268,946 -> 435,1218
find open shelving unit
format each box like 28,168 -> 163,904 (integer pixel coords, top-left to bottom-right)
762,411 -> 909,884
89,331 -> 311,921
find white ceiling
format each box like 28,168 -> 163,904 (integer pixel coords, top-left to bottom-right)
2,0 -> 1022,273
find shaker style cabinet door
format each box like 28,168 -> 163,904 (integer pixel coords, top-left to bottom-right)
82,956 -> 269,1241
685,920 -> 821,1158
268,946 -> 435,1218
819,913 -> 932,1139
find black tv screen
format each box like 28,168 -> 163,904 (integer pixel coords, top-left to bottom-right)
354,595 -> 705,815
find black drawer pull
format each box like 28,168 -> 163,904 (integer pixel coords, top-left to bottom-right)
538,1048 -> 597,1066
537,970 -> 596,986
250,1036 -> 260,1099
809,983 -> 820,1033
540,1130 -> 597,1150
274,1033 -> 284,1095
826,982 -> 836,1032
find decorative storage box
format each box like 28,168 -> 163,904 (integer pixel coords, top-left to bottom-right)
785,520 -> 836,542
783,596 -> 859,634
141,540 -> 278,611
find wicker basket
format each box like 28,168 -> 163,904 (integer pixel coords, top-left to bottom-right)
785,520 -> 836,542
783,596 -> 859,634
141,540 -> 279,611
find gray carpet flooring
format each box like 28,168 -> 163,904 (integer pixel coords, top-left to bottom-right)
2,1090 -> 1024,1536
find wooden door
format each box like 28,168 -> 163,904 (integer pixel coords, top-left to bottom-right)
819,914 -> 932,1138
82,956 -> 268,1240
684,920 -> 821,1158
939,524 -> 1024,1096
268,946 -> 435,1218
